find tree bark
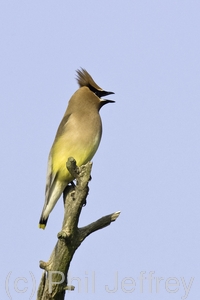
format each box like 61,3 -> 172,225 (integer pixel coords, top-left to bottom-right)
37,157 -> 120,300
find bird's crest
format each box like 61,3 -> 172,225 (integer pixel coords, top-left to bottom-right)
76,68 -> 102,91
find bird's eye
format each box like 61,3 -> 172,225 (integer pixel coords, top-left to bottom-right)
94,91 -> 101,98
88,84 -> 101,97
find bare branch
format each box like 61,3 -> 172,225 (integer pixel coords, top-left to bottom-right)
79,211 -> 121,241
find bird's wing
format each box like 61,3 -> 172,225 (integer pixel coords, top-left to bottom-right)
55,113 -> 72,139
43,113 -> 72,205
39,153 -> 58,228
45,153 -> 57,201
39,113 -> 72,228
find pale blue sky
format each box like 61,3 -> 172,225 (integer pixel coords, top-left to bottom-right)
1,1 -> 200,299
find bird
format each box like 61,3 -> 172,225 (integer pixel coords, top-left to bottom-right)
39,68 -> 115,229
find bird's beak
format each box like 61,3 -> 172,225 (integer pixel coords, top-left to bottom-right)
95,89 -> 115,98
100,98 -> 115,108
100,90 -> 115,97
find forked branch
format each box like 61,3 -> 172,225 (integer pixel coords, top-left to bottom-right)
37,157 -> 120,300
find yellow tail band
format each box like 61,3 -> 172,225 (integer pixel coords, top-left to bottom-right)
39,224 -> 46,230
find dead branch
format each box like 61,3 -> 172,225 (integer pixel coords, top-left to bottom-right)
37,157 -> 120,300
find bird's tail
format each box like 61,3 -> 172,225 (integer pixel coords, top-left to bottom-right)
39,216 -> 49,229
38,200 -> 51,229
38,179 -> 66,229
39,191 -> 64,229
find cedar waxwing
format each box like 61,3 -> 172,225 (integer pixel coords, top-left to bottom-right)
39,68 -> 115,229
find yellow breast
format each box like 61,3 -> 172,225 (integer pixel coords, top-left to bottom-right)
51,131 -> 101,182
